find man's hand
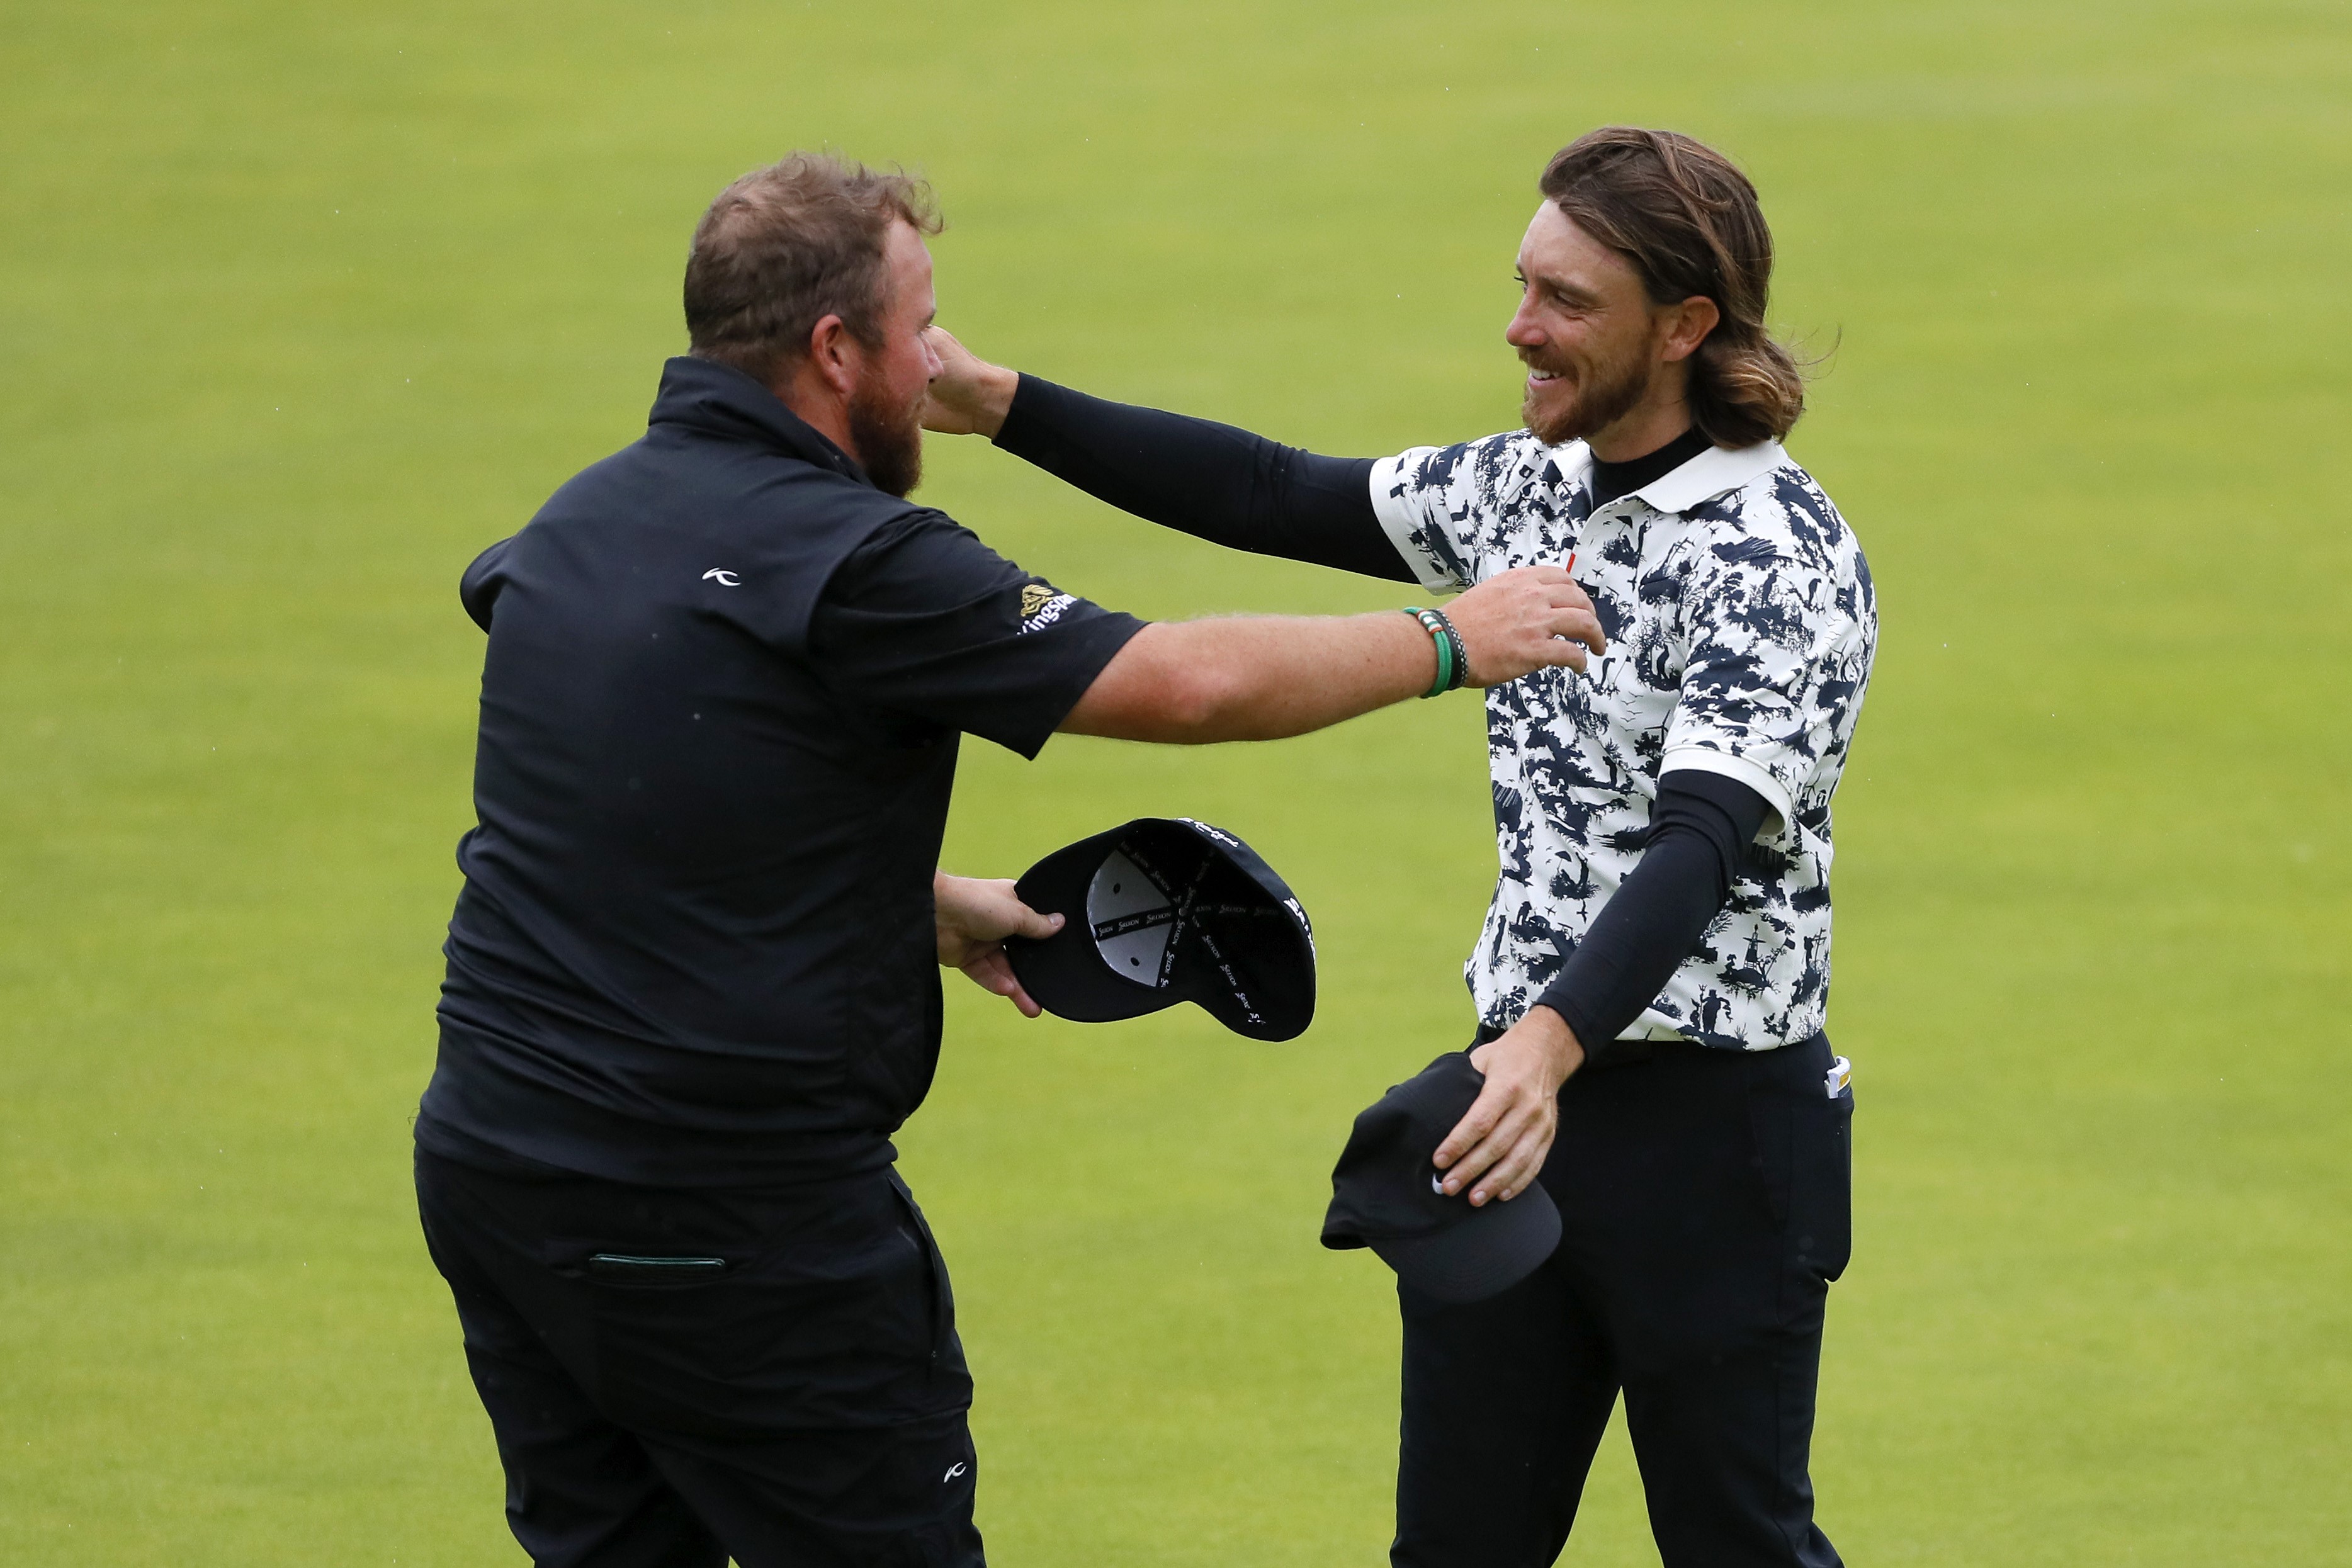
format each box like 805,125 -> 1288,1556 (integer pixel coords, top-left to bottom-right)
1432,1005 -> 1586,1206
1447,567 -> 1607,683
935,873 -> 1063,1017
920,327 -> 1019,438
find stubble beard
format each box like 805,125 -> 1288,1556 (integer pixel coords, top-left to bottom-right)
1520,347 -> 1655,448
849,375 -> 925,499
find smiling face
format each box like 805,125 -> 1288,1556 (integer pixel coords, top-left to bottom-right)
844,220 -> 942,497
1507,202 -> 1719,454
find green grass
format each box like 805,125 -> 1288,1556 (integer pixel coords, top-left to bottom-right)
3,1 -> 2346,1562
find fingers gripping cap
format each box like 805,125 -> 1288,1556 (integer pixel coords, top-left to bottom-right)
1320,1052 -> 1562,1304
1004,818 -> 1316,1041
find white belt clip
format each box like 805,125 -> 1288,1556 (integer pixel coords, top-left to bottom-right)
1824,1056 -> 1853,1100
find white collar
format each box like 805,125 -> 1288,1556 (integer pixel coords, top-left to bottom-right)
1552,438 -> 1791,516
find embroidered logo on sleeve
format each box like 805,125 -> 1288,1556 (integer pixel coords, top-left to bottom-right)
1017,581 -> 1076,634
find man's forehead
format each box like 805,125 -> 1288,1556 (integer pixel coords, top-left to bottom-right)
886,222 -> 935,310
887,220 -> 932,270
1520,205 -> 1635,293
1520,203 -> 1580,264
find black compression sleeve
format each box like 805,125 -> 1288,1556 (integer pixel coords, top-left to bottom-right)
993,375 -> 1416,582
1535,771 -> 1773,1061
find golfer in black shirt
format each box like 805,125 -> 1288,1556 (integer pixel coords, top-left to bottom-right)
413,152 -> 1605,1568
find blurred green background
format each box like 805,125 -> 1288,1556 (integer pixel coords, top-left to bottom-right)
3,1 -> 2346,1562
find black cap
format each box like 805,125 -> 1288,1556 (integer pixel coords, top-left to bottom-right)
1320,1052 -> 1561,1304
1005,818 -> 1315,1041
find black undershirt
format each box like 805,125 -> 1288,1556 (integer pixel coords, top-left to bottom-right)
995,375 -> 1776,1057
1587,426 -> 1712,509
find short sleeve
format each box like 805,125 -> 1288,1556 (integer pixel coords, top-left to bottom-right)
1658,528 -> 1870,837
1369,431 -> 1564,592
1368,442 -> 1492,592
810,510 -> 1147,759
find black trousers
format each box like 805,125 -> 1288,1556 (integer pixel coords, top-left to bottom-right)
415,1148 -> 985,1568
1393,1034 -> 1851,1568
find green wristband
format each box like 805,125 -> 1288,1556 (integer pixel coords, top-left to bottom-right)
1426,606 -> 1469,692
1402,607 -> 1452,699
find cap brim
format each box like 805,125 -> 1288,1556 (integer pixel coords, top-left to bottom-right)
1368,1183 -> 1563,1305
1167,821 -> 1315,1042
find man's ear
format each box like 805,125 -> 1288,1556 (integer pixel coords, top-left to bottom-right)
1659,296 -> 1722,364
805,313 -> 864,400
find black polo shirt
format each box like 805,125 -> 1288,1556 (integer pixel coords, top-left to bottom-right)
415,357 -> 1145,1187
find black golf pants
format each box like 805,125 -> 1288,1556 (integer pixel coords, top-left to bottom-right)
1393,1034 -> 1851,1568
416,1148 -> 985,1568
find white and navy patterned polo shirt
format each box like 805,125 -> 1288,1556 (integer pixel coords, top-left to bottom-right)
1369,432 -> 1877,1051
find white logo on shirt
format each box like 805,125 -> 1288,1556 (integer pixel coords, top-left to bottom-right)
943,1462 -> 969,1482
702,568 -> 740,587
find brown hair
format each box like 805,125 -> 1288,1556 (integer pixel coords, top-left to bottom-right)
684,152 -> 942,385
1539,128 -> 1805,447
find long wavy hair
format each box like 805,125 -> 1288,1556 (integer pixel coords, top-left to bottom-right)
1539,128 -> 1806,448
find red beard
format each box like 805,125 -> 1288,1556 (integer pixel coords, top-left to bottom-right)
849,375 -> 925,499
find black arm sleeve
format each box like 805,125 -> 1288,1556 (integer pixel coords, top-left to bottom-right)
1535,770 -> 1773,1060
992,374 -> 1416,583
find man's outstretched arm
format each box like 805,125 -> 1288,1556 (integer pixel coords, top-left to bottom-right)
1062,565 -> 1600,742
811,505 -> 1600,752
924,587 -> 1620,1012
922,327 -> 1410,581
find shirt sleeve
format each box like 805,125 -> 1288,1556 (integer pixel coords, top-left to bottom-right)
1659,522 -> 1872,837
809,509 -> 1148,759
459,537 -> 515,631
1367,434 -> 1535,593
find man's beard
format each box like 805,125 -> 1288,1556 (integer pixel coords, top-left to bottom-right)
1521,347 -> 1655,447
849,376 -> 925,499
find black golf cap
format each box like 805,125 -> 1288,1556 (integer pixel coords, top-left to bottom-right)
1321,1052 -> 1562,1304
1005,818 -> 1315,1041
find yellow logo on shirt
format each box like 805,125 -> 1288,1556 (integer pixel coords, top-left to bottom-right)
1017,581 -> 1077,635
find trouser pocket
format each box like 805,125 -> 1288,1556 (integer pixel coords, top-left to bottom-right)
563,1173 -> 964,1436
1747,1068 -> 1854,1287
582,1252 -> 730,1286
1794,1085 -> 1854,1283
886,1169 -> 958,1372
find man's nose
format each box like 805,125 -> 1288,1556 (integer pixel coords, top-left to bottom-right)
1505,307 -> 1542,348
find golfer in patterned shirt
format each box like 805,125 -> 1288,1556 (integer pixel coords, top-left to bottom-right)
924,127 -> 1875,1567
